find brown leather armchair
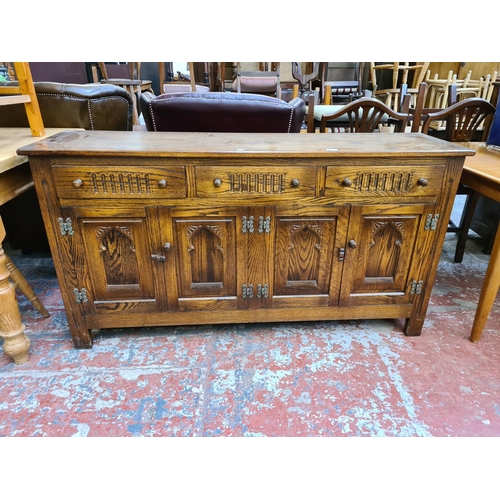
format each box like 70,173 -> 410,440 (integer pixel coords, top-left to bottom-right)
139,91 -> 306,133
0,82 -> 134,131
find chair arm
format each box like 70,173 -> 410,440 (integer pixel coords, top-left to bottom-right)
139,91 -> 156,131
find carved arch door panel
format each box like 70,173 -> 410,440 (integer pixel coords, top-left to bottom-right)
68,206 -> 168,315
165,207 -> 243,313
340,203 -> 436,306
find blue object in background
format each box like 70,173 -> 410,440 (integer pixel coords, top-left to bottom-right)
487,96 -> 500,147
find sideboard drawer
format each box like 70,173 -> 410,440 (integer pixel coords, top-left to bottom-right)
52,165 -> 187,199
325,165 -> 445,199
195,166 -> 317,197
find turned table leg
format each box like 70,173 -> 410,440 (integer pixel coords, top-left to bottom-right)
0,220 -> 30,364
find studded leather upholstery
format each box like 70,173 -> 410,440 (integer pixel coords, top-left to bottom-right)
140,91 -> 306,133
0,81 -> 134,131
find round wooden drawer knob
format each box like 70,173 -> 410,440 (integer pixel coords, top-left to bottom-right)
158,179 -> 167,188
72,179 -> 83,188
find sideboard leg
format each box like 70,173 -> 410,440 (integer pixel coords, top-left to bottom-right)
403,316 -> 424,337
70,329 -> 94,349
0,242 -> 30,364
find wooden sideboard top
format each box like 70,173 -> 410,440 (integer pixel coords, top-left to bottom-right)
17,130 -> 476,159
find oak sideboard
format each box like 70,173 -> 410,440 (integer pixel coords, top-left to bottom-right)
18,131 -> 474,348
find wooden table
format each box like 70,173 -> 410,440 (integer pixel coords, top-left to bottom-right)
0,127 -> 78,205
459,142 -> 500,342
0,128 -> 77,363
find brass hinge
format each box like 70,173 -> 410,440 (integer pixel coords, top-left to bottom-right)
73,287 -> 88,303
242,216 -> 255,234
257,283 -> 269,298
410,280 -> 423,295
424,214 -> 439,231
58,217 -> 74,236
242,284 -> 254,298
258,216 -> 271,233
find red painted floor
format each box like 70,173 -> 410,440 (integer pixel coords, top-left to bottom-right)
1,233 -> 499,437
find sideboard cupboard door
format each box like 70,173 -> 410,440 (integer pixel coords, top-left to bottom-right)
340,203 -> 435,306
72,207 -> 168,314
271,206 -> 350,308
169,208 -> 239,312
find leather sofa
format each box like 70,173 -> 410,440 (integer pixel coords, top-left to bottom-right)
140,91 -> 306,133
0,82 -> 134,131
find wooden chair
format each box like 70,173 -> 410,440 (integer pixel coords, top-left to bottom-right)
215,63 -> 238,92
4,252 -> 49,318
420,96 -> 497,262
319,62 -> 365,104
424,70 -> 461,109
370,62 -> 429,110
474,71 -> 498,102
0,62 -> 44,136
424,70 -> 498,108
310,95 -> 411,134
421,97 -> 496,141
291,62 -> 320,95
160,62 -> 210,94
99,62 -> 152,126
233,62 -> 281,99
409,82 -> 450,133
158,62 -> 175,88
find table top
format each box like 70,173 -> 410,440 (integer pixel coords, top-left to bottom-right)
17,130 -> 475,159
461,142 -> 500,185
460,142 -> 500,204
0,128 -> 81,174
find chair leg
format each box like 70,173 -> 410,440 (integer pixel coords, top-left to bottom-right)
4,253 -> 50,318
454,190 -> 480,263
127,84 -> 140,126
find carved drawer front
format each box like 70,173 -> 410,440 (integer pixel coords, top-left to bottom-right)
195,166 -> 317,197
52,165 -> 186,199
325,165 -> 444,199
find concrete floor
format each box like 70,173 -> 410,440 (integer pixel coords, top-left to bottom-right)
1,216 -> 499,437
